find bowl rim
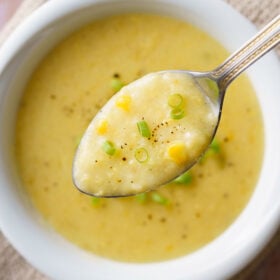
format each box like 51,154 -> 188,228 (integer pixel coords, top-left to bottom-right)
0,0 -> 280,279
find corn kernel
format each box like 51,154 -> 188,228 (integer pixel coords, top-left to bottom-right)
96,120 -> 108,135
115,95 -> 131,112
167,142 -> 188,165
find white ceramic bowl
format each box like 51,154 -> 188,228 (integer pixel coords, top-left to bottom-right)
0,0 -> 280,279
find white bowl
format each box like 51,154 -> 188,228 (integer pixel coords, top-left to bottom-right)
0,0 -> 280,279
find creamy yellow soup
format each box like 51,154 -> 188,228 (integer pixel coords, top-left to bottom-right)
15,14 -> 263,262
73,72 -> 218,196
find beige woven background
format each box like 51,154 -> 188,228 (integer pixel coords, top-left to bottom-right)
0,0 -> 279,279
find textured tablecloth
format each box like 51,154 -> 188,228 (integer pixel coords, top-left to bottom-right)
0,0 -> 279,279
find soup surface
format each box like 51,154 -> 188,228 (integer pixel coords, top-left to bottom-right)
15,14 -> 263,262
73,71 -> 218,197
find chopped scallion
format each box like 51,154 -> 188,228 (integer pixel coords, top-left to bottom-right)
173,171 -> 192,184
168,93 -> 184,108
111,77 -> 124,92
137,120 -> 151,138
135,193 -> 148,203
209,138 -> 220,153
151,192 -> 169,205
170,107 -> 185,120
91,197 -> 101,205
102,140 -> 116,156
200,138 -> 221,163
134,147 -> 149,163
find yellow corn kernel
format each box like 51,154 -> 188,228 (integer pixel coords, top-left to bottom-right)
96,120 -> 108,135
167,142 -> 188,165
115,95 -> 131,112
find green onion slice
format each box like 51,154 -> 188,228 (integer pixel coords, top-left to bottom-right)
111,77 -> 124,92
200,138 -> 221,163
134,147 -> 149,163
102,140 -> 116,155
170,108 -> 185,120
151,192 -> 169,205
91,197 -> 101,205
209,138 -> 220,153
137,120 -> 151,138
135,193 -> 148,203
168,93 -> 184,108
173,171 -> 192,184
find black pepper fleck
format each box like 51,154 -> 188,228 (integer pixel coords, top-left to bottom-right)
195,212 -> 201,218
223,193 -> 229,198
147,214 -> 153,220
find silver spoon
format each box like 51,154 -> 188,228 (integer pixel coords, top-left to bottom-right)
73,14 -> 280,198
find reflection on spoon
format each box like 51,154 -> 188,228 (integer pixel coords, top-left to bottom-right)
73,14 -> 280,198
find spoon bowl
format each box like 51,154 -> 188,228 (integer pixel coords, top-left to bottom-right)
73,70 -> 220,197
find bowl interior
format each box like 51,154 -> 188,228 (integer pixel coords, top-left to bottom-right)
0,0 -> 280,279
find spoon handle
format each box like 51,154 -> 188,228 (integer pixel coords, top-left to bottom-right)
212,14 -> 280,92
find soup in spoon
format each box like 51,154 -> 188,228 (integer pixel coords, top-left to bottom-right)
73,71 -> 218,196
